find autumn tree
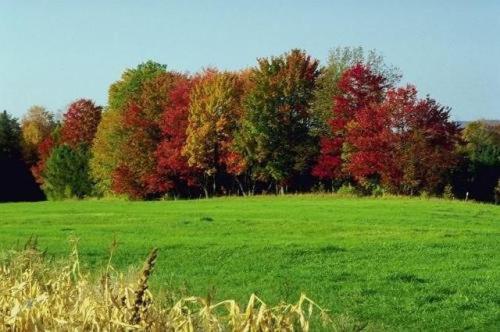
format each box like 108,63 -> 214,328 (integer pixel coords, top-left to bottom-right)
37,99 -> 102,199
110,71 -> 182,199
391,90 -> 460,194
31,134 -> 57,184
311,47 -> 400,136
60,99 -> 102,147
20,105 -> 56,165
345,86 -> 460,194
91,61 -> 167,195
238,49 -> 320,193
90,109 -> 124,194
343,101 -> 394,191
183,70 -> 245,197
313,63 -> 389,183
149,76 -> 201,196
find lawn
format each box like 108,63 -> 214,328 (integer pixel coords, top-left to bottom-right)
0,195 -> 498,330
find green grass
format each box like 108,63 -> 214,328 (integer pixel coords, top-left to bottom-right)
0,195 -> 499,330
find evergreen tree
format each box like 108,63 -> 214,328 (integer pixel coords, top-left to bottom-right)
0,111 -> 44,201
42,145 -> 94,199
0,110 -> 22,160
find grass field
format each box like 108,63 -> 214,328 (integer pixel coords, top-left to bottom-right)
0,195 -> 499,330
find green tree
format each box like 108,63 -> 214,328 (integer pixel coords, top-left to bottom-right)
0,111 -> 45,202
238,49 -> 320,193
0,110 -> 22,160
461,121 -> 500,166
42,145 -> 94,200
454,121 -> 500,201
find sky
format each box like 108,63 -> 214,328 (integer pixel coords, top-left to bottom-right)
1,0 -> 499,121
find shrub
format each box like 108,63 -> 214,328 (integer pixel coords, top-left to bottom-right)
336,183 -> 361,197
371,185 -> 385,197
311,182 -> 327,193
420,190 -> 431,199
443,184 -> 454,200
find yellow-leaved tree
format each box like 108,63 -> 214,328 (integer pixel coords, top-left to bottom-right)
20,105 -> 56,165
183,70 -> 245,197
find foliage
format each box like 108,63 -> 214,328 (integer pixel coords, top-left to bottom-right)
61,99 -> 102,147
452,121 -> 500,201
335,183 -> 360,197
41,145 -> 94,199
0,110 -> 22,160
111,72 -> 182,199
311,47 -> 400,136
91,61 -> 167,195
0,111 -> 45,202
443,184 -> 454,200
183,70 -> 245,196
461,121 -> 500,166
35,100 -> 101,199
89,108 -> 124,193
346,86 -> 460,195
238,49 -> 320,190
313,64 -> 389,181
150,76 -> 201,196
0,242 -> 336,331
20,105 -> 56,164
4,49 -> 496,201
31,135 -> 57,184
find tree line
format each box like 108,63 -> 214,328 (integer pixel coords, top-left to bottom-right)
1,47 -> 499,202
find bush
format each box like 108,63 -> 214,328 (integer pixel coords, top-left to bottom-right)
371,185 -> 385,197
420,190 -> 431,199
336,183 -> 361,197
311,182 -> 327,193
443,184 -> 454,200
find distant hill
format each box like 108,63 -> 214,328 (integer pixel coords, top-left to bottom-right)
457,120 -> 500,128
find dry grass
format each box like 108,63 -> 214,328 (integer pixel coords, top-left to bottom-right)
0,238 -> 363,331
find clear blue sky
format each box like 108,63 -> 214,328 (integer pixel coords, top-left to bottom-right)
1,0 -> 499,120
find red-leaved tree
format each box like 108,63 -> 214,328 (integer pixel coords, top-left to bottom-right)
388,86 -> 460,194
148,77 -> 201,195
344,102 -> 396,187
111,72 -> 184,199
345,85 -> 460,194
313,63 -> 389,181
61,99 -> 102,147
31,135 -> 56,184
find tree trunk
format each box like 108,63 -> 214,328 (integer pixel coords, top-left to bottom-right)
235,177 -> 246,196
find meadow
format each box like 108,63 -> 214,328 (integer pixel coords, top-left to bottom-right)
0,195 -> 499,330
